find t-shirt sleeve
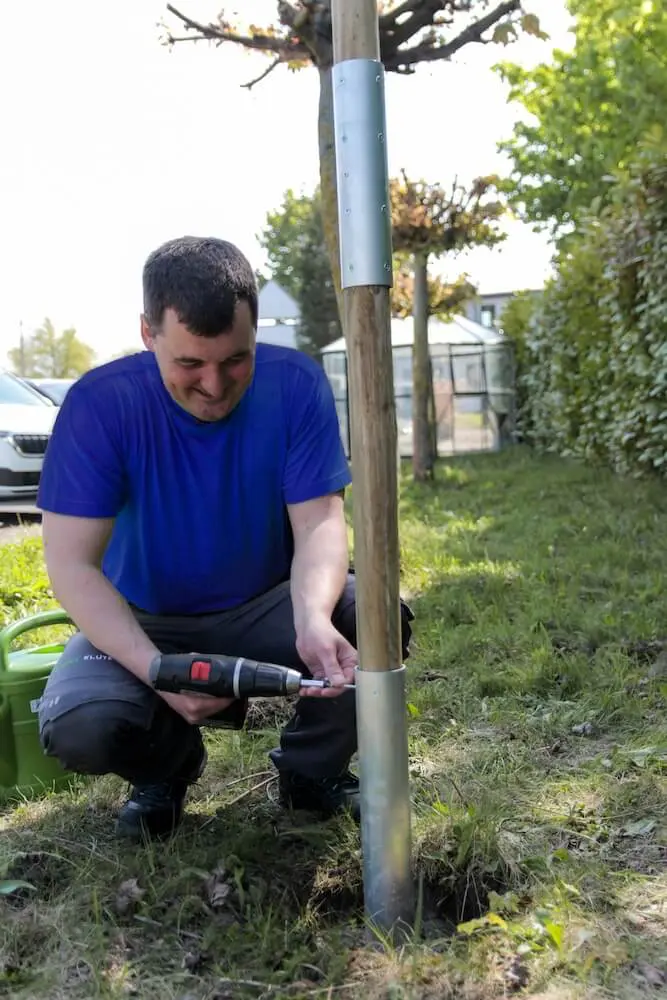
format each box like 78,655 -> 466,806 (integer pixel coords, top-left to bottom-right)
283,362 -> 352,505
37,382 -> 127,518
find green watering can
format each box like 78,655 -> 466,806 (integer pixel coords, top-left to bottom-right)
0,609 -> 75,794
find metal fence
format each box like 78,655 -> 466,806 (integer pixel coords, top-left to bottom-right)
323,341 -> 516,458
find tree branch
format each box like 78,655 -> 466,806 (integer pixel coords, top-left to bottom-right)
278,0 -> 333,64
165,3 -> 306,58
277,1 -> 306,29
379,0 -> 420,26
380,1 -> 452,51
164,35 -> 212,45
384,0 -> 521,71
166,1 -> 526,78
241,56 -> 282,90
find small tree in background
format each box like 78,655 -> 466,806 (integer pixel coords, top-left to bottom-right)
9,318 -> 96,378
390,172 -> 506,481
259,187 -> 476,355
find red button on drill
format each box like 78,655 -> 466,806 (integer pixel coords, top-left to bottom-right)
191,660 -> 211,682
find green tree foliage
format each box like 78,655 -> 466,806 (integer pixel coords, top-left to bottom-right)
497,0 -> 667,237
496,288 -> 540,342
494,288 -> 542,426
164,2 -> 543,300
258,188 -> 341,357
8,319 -> 96,378
515,139 -> 667,475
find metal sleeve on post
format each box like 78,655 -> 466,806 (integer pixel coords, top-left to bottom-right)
333,58 -> 393,289
355,665 -> 413,931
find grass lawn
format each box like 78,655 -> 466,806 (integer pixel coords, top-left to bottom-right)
1,447 -> 666,999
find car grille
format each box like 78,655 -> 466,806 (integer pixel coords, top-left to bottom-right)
0,470 -> 41,486
12,434 -> 50,456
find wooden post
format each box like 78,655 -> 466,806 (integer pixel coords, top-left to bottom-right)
332,0 -> 414,934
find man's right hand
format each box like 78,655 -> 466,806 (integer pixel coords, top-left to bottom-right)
158,690 -> 237,725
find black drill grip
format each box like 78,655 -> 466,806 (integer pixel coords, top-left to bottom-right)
148,652 -> 304,699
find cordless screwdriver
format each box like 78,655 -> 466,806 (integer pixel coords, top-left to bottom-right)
148,651 -> 354,699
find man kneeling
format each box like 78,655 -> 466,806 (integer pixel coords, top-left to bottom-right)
36,235 -> 413,841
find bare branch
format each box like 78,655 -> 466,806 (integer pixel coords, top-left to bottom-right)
165,3 -> 306,58
166,1 -> 526,78
380,1 -> 451,51
379,0 -> 423,28
384,0 -> 521,72
164,35 -> 210,45
241,56 -> 282,90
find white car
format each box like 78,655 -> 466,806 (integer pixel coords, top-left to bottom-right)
0,370 -> 57,498
26,377 -> 76,406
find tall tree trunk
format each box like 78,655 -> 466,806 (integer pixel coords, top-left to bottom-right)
317,66 -> 343,318
412,251 -> 434,481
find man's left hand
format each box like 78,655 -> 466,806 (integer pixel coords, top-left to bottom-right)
295,615 -> 358,698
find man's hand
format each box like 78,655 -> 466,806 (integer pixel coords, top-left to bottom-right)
158,690 -> 237,724
296,615 -> 358,698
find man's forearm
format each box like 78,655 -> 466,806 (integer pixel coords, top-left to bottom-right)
49,564 -> 158,684
291,516 -> 349,632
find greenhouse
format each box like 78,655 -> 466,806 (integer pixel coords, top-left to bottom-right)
321,314 -> 515,458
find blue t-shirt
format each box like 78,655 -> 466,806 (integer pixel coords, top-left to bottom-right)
37,345 -> 351,614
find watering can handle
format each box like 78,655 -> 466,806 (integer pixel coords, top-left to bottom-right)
0,609 -> 74,672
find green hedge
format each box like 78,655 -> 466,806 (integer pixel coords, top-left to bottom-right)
504,141 -> 667,476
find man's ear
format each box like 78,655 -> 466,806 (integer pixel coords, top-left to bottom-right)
140,315 -> 155,352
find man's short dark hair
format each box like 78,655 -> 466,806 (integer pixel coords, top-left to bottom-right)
143,236 -> 258,336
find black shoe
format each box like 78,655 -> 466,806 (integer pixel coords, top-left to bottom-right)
115,746 -> 207,841
278,769 -> 360,822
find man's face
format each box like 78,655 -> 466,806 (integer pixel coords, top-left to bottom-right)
141,304 -> 256,422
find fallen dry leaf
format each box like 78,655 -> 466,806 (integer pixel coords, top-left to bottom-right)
204,867 -> 232,909
114,877 -> 145,916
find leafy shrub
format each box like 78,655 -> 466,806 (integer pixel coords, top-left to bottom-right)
497,289 -> 542,440
514,139 -> 667,475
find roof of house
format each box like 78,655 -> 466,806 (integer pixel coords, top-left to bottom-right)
476,288 -> 543,299
258,280 -> 300,322
321,314 -> 503,353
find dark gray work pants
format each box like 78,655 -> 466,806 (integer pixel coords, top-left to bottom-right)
38,575 -> 414,786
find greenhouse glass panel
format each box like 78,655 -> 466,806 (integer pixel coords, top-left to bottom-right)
320,313 -> 517,459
